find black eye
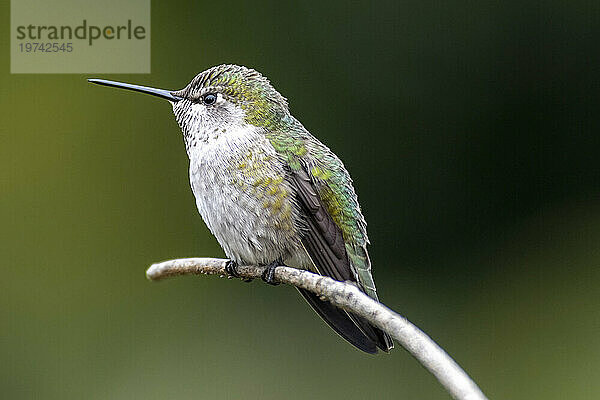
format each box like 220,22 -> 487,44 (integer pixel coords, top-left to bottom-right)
202,93 -> 217,105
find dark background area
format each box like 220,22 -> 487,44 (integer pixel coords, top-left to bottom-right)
1,1 -> 599,398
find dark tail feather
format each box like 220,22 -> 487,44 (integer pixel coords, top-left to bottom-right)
350,314 -> 394,352
298,288 -> 392,353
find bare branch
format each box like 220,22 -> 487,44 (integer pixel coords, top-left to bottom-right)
147,257 -> 488,400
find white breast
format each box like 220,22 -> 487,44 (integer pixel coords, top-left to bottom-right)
187,124 -> 304,265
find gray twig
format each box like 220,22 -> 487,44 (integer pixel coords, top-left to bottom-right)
146,257 -> 488,400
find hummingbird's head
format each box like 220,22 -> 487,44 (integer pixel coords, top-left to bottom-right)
171,65 -> 289,143
88,64 -> 289,149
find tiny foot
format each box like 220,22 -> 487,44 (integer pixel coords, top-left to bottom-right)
225,260 -> 253,282
224,260 -> 240,278
261,261 -> 281,285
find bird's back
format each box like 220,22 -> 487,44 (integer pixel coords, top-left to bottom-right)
267,117 -> 380,301
266,118 -> 393,353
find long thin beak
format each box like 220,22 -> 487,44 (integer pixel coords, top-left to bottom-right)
88,78 -> 182,102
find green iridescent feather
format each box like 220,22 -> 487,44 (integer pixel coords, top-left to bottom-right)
268,123 -> 378,300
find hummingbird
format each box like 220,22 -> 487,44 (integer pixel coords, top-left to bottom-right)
89,65 -> 393,354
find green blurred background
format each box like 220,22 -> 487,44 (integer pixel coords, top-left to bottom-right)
2,1 -> 599,398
